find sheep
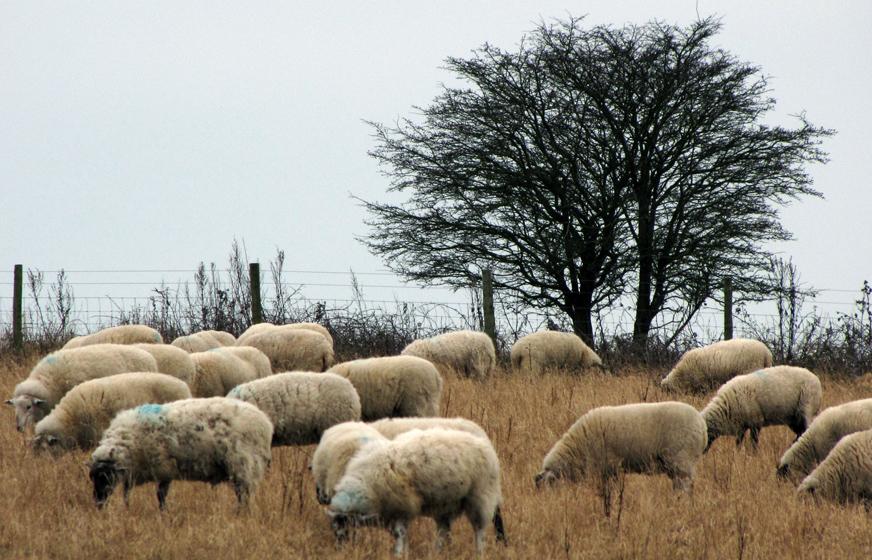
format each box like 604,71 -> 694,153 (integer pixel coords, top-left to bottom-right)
133,343 -> 197,390
5,344 -> 159,432
208,346 -> 273,379
189,349 -> 270,398
701,365 -> 822,452
661,338 -> 773,393
327,428 -> 506,556
510,330 -> 603,374
62,325 -> 163,349
327,356 -> 442,421
29,372 -> 192,457
401,330 -> 495,380
312,422 -> 387,506
235,322 -> 276,346
87,397 -> 272,511
227,372 -> 361,446
239,325 -> 334,373
796,429 -> 872,508
236,322 -> 333,348
312,417 -> 490,506
535,402 -> 707,494
777,398 -> 872,483
170,330 -> 236,353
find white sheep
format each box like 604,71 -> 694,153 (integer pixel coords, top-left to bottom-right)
535,402 -> 707,493
29,372 -> 192,456
777,398 -> 872,483
239,325 -> 334,373
189,349 -> 270,398
661,338 -> 773,393
311,417 -> 490,506
170,330 -> 235,353
327,428 -> 506,556
87,397 -> 273,511
234,322 -> 276,346
401,330 -> 495,380
227,372 -> 361,447
133,343 -> 197,390
311,422 -> 387,505
5,344 -> 159,432
208,346 -> 273,379
510,330 -> 603,374
327,356 -> 443,421
701,365 -> 822,452
796,428 -> 872,508
236,322 -> 333,348
62,324 -> 164,349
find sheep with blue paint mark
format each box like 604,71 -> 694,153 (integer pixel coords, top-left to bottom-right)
63,325 -> 163,349
327,428 -> 505,556
701,365 -> 821,451
87,397 -> 273,511
29,372 -> 191,456
227,372 -> 361,447
6,344 -> 159,432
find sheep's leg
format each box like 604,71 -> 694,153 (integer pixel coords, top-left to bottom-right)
749,427 -> 761,449
493,506 -> 508,545
391,520 -> 408,558
157,480 -> 171,511
122,481 -> 132,508
735,429 -> 747,447
434,517 -> 452,550
234,484 -> 251,514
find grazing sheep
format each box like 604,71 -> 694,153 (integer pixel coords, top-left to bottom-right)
401,330 -> 495,380
312,417 -> 490,506
236,322 -> 333,348
87,397 -> 273,511
209,346 -> 273,380
235,322 -> 276,346
133,343 -> 197,390
535,402 -> 707,493
796,429 -> 872,508
62,325 -> 163,349
170,330 -> 235,353
5,344 -> 159,432
510,331 -> 603,374
239,326 -> 334,373
327,356 -> 442,421
189,349 -> 270,398
327,428 -> 506,556
29,372 -> 192,456
661,338 -> 773,393
701,365 -> 822,452
227,372 -> 361,446
312,422 -> 387,505
370,417 -> 489,441
778,399 -> 872,483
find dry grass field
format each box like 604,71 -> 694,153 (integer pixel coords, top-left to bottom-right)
3,352 -> 872,559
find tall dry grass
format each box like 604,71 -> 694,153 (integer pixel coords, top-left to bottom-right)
2,354 -> 872,559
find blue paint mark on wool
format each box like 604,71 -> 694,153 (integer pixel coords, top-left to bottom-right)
44,355 -> 58,365
753,370 -> 769,379
332,490 -> 364,512
137,404 -> 164,419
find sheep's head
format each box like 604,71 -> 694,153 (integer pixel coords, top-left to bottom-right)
5,395 -> 48,433
28,433 -> 69,458
534,470 -> 558,489
88,459 -> 121,509
776,463 -> 792,480
324,509 -> 379,544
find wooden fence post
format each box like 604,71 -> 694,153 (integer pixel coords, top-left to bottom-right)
13,264 -> 23,352
724,277 -> 733,341
482,269 -> 495,345
250,263 -> 262,325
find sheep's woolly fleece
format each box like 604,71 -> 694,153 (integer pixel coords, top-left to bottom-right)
701,365 -> 821,451
133,343 -> 197,390
228,372 -> 361,446
329,428 -> 504,555
327,356 -> 442,421
30,372 -> 191,456
661,338 -> 773,393
778,398 -> 872,483
510,331 -> 602,374
170,330 -> 235,353
189,349 -> 270,398
536,401 -> 707,492
88,397 -> 273,511
240,326 -> 334,373
62,324 -> 163,349
401,330 -> 495,380
796,428 -> 872,507
7,344 -> 159,432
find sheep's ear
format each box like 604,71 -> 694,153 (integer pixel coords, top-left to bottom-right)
33,398 -> 46,406
307,465 -> 312,471
46,435 -> 59,445
4,399 -> 13,405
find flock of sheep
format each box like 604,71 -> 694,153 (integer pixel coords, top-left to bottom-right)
5,325 -> 872,556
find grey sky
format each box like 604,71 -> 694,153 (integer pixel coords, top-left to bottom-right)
2,1 -> 869,323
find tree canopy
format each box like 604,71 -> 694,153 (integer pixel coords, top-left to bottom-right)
359,16 -> 833,344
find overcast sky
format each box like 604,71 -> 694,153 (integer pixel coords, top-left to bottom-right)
1,1 -> 869,324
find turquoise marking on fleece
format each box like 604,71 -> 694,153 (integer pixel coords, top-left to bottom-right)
44,355 -> 58,365
753,370 -> 768,379
332,490 -> 365,512
137,404 -> 164,418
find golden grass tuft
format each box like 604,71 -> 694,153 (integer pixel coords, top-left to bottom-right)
2,358 -> 872,558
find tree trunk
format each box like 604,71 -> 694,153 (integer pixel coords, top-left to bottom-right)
564,292 -> 595,345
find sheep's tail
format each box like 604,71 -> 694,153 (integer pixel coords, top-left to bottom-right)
493,506 -> 508,546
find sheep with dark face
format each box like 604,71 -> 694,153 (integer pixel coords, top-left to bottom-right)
88,397 -> 272,511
